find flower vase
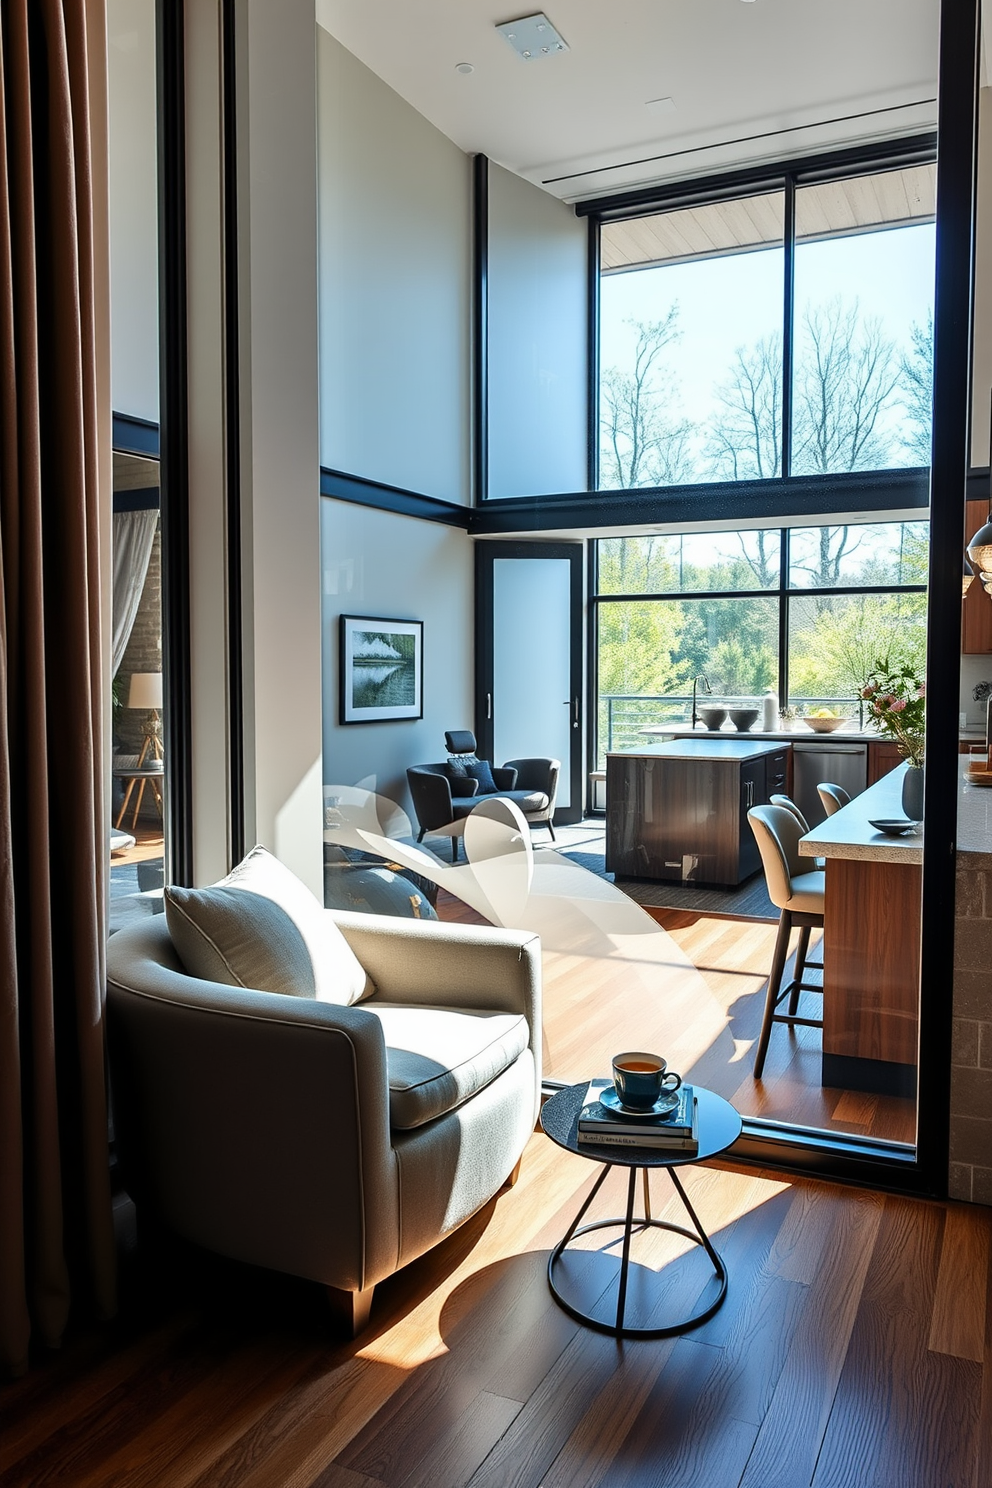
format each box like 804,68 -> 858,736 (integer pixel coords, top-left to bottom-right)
902,763 -> 924,822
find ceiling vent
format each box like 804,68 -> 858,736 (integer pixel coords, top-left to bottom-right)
496,13 -> 569,62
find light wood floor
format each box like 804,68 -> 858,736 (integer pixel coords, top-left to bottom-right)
3,1149 -> 990,1487
436,892 -> 916,1146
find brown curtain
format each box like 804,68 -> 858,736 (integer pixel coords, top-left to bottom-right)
0,0 -> 115,1377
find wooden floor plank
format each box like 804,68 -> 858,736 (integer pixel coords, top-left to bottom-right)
737,1182 -> 885,1488
928,1202 -> 991,1362
464,1325 -> 667,1488
812,1196 -> 982,1488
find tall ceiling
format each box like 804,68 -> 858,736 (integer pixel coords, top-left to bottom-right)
315,0 -> 943,201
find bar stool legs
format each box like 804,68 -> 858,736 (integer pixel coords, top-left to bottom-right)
753,908 -> 824,1080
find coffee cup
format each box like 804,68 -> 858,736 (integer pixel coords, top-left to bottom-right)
612,1052 -> 682,1111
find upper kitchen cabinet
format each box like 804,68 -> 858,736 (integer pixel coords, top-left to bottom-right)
963,500 -> 992,653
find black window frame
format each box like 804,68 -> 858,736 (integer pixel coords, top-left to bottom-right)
584,133 -> 938,499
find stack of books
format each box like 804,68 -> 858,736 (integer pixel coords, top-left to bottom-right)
577,1079 -> 699,1154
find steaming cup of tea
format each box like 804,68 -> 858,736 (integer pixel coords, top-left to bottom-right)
612,1051 -> 682,1111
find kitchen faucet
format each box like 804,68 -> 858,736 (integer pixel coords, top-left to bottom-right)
691,674 -> 712,729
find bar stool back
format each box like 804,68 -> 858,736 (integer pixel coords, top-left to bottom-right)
817,782 -> 851,817
747,804 -> 825,1079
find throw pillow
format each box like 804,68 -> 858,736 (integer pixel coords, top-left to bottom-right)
445,753 -> 476,776
466,758 -> 498,795
443,763 -> 479,794
165,844 -> 373,1004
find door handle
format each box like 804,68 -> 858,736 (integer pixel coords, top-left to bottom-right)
487,693 -> 492,720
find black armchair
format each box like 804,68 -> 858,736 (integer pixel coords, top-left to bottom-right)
406,733 -> 560,861
406,756 -> 519,862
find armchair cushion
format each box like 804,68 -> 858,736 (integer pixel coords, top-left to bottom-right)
165,845 -> 373,1006
364,1003 -> 529,1129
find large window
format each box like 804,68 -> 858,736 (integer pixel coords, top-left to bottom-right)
594,520 -> 927,765
598,158 -> 935,491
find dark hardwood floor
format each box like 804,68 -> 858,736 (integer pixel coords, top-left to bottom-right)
3,1150 -> 991,1487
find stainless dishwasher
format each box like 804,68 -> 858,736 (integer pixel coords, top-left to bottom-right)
792,741 -> 868,827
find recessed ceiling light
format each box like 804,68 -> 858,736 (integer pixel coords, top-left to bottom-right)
496,13 -> 569,61
455,62 -> 475,74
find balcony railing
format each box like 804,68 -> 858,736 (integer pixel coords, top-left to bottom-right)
598,693 -> 863,763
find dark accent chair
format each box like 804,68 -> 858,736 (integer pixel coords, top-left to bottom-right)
407,732 -> 560,861
406,762 -> 518,862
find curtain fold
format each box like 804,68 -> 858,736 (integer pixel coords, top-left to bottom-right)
112,509 -> 157,674
0,0 -> 115,1377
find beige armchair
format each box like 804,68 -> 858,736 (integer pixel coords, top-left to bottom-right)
107,908 -> 541,1335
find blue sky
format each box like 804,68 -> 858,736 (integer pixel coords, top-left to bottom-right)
600,221 -> 936,458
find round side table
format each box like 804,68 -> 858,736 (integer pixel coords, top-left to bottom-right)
540,1082 -> 742,1339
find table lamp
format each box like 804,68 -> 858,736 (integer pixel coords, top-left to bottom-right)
127,671 -> 163,766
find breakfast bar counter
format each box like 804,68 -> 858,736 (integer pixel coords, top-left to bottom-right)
800,765 -> 921,1095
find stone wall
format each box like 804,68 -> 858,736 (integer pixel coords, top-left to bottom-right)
950,848 -> 992,1202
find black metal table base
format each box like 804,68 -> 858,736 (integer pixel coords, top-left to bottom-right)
547,1162 -> 728,1338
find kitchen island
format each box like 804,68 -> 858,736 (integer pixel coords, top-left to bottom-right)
800,764 -> 921,1096
606,739 -> 790,886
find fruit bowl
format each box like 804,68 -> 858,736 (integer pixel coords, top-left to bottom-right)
803,715 -> 846,733
699,707 -> 727,730
729,707 -> 759,731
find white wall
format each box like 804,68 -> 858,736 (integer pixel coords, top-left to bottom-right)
321,500 -> 473,820
316,26 -> 472,504
183,0 -> 323,895
488,163 -> 588,500
107,0 -> 158,422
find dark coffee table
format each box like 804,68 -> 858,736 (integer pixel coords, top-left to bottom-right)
540,1082 -> 742,1338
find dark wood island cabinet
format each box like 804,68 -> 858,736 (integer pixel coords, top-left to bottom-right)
606,740 -> 791,887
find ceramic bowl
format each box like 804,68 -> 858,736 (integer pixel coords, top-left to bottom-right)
728,708 -> 759,731
699,707 -> 727,730
803,716 -> 846,733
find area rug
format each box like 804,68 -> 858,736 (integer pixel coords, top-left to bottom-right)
559,846 -> 777,920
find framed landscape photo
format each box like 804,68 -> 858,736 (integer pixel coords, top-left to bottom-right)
339,615 -> 424,724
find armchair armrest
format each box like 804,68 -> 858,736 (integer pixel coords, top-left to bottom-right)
406,765 -> 454,831
492,766 -> 518,790
330,910 -> 541,1081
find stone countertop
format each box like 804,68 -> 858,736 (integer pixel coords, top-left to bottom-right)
608,739 -> 789,763
799,762 -> 922,865
640,723 -> 879,744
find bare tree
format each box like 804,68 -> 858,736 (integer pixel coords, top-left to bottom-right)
791,298 -> 900,474
600,312 -> 696,488
791,525 -> 866,594
899,311 -> 934,465
706,334 -> 782,481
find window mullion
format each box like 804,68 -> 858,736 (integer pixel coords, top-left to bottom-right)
779,528 -> 790,708
782,174 -> 796,479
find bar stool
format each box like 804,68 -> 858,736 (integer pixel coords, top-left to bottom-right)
769,793 -> 825,866
817,782 -> 850,817
747,804 -> 825,1079
768,794 -> 824,964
